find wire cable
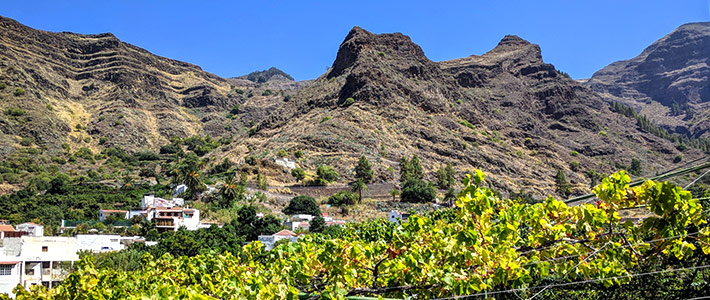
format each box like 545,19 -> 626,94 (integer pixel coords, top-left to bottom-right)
429,264 -> 710,300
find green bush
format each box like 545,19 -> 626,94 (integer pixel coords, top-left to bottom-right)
344,97 -> 355,106
294,150 -> 304,159
261,89 -> 274,96
569,160 -> 580,171
98,137 -> 109,145
459,119 -> 475,130
320,116 -> 331,123
3,173 -> 21,184
400,178 -> 436,203
283,195 -> 321,216
314,165 -> 339,185
327,191 -> 358,206
0,82 -> 6,90
229,104 -> 241,115
51,156 -> 67,165
276,149 -> 288,158
5,108 -> 26,117
13,88 -> 25,96
19,137 -> 34,147
133,151 -> 161,161
291,168 -> 306,182
74,147 -> 94,160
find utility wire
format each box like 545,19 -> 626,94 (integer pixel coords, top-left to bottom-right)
429,264 -> 710,300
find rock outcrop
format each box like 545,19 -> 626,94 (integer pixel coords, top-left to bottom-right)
587,22 -> 710,138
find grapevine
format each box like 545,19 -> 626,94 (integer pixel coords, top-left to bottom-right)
8,170 -> 710,300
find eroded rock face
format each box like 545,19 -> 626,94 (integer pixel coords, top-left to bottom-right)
587,22 -> 710,138
0,15 -> 238,150
250,27 -> 696,196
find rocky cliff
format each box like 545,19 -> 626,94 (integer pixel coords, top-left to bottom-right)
233,27 -> 697,195
587,22 -> 710,138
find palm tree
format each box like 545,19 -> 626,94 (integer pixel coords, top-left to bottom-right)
389,188 -> 400,202
219,175 -> 240,208
352,179 -> 368,204
183,170 -> 205,201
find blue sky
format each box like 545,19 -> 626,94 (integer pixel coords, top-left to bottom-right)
2,1 -> 708,80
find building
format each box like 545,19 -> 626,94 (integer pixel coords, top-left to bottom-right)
151,207 -> 201,232
291,214 -> 314,222
141,195 -> 184,209
0,223 -> 16,239
98,210 -> 129,221
15,223 -> 44,237
257,230 -> 299,250
0,236 -> 80,296
75,235 -> 146,253
388,210 -> 410,224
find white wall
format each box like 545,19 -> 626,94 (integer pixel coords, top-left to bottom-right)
15,224 -> 44,237
20,237 -> 79,262
76,235 -> 124,253
0,262 -> 20,297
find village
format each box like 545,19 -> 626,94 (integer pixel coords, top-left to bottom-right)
0,189 -> 411,296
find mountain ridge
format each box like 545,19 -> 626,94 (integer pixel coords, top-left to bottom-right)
586,22 -> 710,138
0,16 -> 701,197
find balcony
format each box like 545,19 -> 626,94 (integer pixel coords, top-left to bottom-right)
155,218 -> 175,228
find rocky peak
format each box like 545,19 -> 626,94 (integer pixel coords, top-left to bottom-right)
586,22 -> 710,138
485,35 -> 543,63
327,26 -> 432,78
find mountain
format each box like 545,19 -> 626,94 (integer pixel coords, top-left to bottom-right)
0,16 -> 699,196
226,27 -> 697,195
239,67 -> 294,83
0,16 -> 296,154
586,22 -> 710,138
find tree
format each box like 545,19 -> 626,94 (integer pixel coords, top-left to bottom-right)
219,175 -> 244,208
555,169 -> 572,197
283,195 -> 321,216
435,163 -> 455,189
315,165 -> 339,185
257,173 -> 268,190
389,188 -> 400,202
400,178 -> 436,203
443,188 -> 456,206
410,155 -> 424,181
310,216 -> 325,233
291,168 -> 306,183
351,179 -> 368,204
327,191 -> 358,206
400,154 -> 424,183
355,155 -> 373,183
184,170 -> 205,200
629,158 -> 642,176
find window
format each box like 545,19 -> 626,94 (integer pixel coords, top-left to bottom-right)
42,246 -> 48,252
0,265 -> 13,276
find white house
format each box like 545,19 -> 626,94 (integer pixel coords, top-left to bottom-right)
0,236 -> 80,296
141,195 -> 184,209
291,214 -> 314,222
388,210 -> 410,224
15,223 -> 44,237
151,207 -> 204,232
258,230 -> 299,250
